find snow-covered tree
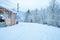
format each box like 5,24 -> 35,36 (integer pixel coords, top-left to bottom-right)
24,0 -> 60,27
24,10 -> 31,22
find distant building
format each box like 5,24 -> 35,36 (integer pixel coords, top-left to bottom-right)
0,6 -> 17,26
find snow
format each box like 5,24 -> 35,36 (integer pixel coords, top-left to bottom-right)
0,22 -> 60,40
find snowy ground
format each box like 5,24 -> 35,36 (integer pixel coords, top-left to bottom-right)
0,22 -> 60,40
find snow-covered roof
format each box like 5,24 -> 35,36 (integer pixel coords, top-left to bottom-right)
0,0 -> 17,13
0,6 -> 17,14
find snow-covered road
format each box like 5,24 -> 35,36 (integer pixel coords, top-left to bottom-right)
0,22 -> 60,40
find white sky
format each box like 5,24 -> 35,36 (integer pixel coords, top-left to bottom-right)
1,0 -> 59,11
12,0 -> 51,11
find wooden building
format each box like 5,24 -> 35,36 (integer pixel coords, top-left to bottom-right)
0,6 -> 17,26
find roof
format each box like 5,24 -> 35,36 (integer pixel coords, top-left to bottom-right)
0,6 -> 17,14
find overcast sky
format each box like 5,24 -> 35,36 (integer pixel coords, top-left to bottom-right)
0,0 -> 60,11
16,0 -> 51,10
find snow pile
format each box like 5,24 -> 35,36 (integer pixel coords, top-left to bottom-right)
0,22 -> 60,40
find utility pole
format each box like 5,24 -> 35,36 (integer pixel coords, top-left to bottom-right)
16,3 -> 20,23
17,3 -> 19,13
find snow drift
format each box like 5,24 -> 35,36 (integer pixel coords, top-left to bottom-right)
0,22 -> 60,40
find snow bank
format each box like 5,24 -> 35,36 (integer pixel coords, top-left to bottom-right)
0,22 -> 60,40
